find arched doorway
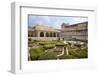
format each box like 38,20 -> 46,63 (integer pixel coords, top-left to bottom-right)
46,32 -> 49,37
53,32 -> 56,37
40,32 -> 44,37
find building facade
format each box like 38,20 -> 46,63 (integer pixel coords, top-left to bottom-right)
28,22 -> 88,41
60,22 -> 88,41
28,24 -> 60,41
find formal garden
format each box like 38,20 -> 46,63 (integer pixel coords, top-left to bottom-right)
28,38 -> 88,61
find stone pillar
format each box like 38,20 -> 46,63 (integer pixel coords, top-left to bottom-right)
48,32 -> 50,37
37,31 -> 40,37
51,32 -> 53,37
44,32 -> 46,37
33,31 -> 35,37
56,33 -> 58,37
30,32 -> 31,37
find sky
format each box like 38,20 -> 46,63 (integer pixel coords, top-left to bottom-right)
28,15 -> 88,29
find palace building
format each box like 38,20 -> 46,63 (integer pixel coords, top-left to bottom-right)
28,24 -> 60,41
28,22 -> 88,41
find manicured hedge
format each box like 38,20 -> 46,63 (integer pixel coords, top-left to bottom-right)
43,44 -> 55,49
69,47 -> 88,58
56,42 -> 65,46
74,43 -> 81,48
39,41 -> 56,45
28,40 -> 88,60
28,38 -> 32,41
28,44 -> 33,47
38,51 -> 57,60
58,54 -> 75,59
29,47 -> 57,60
29,48 -> 44,60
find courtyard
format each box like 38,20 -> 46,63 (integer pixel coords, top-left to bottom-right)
28,38 -> 88,60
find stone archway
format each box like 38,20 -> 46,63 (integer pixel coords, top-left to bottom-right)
46,32 -> 49,37
40,32 -> 44,37
50,32 -> 52,37
53,32 -> 56,37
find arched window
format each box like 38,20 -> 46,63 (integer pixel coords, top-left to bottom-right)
46,32 -> 49,37
40,32 -> 44,37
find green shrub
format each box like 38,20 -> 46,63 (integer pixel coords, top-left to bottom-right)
43,44 -> 55,49
69,50 -> 80,58
28,40 -> 34,44
79,47 -> 88,58
38,51 -> 57,60
28,40 -> 38,47
29,48 -> 44,60
39,41 -> 56,45
74,43 -> 81,48
28,38 -> 32,41
56,42 -> 65,46
29,47 -> 57,60
58,55 -> 75,59
28,44 -> 33,47
28,42 -> 36,47
34,40 -> 38,42
69,47 -> 88,58
39,42 -> 46,45
67,42 -> 71,45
